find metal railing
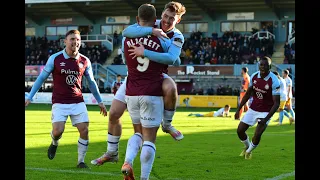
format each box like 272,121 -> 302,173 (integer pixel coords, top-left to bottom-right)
92,63 -> 117,88
248,31 -> 275,41
288,31 -> 295,45
81,34 -> 114,51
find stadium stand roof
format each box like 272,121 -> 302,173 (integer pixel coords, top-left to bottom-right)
25,0 -> 295,25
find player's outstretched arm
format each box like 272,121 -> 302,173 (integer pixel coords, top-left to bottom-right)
25,70 -> 51,106
128,34 -> 184,66
145,36 -> 182,66
25,56 -> 55,106
84,60 -> 107,116
128,44 -> 181,66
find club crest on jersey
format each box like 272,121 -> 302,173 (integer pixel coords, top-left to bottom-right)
173,38 -> 183,48
79,62 -> 84,69
253,80 -> 257,84
265,84 -> 269,90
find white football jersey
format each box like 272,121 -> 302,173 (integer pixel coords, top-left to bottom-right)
214,107 -> 225,117
279,77 -> 288,101
284,76 -> 293,98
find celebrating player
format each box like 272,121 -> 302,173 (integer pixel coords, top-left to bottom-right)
121,4 -> 176,179
188,105 -> 231,118
91,1 -> 186,166
234,56 -> 280,159
25,30 -> 107,168
238,67 -> 250,118
121,1 -> 186,140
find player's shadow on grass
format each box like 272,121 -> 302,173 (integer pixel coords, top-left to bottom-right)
25,123 -> 295,180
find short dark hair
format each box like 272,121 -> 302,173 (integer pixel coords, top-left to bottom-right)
225,104 -> 230,108
65,29 -> 80,38
242,67 -> 248,73
261,56 -> 272,67
138,4 -> 156,23
283,69 -> 289,75
273,71 -> 279,76
117,74 -> 121,77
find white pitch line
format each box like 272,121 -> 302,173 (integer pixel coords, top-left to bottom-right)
26,167 -> 166,180
26,167 -> 120,176
180,132 -> 294,136
264,171 -> 295,180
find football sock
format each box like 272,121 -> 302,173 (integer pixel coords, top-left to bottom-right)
241,135 -> 250,149
163,109 -> 175,128
78,138 -> 88,164
283,110 -> 290,118
279,111 -> 284,124
140,141 -> 156,179
107,132 -> 120,154
289,109 -> 295,119
246,141 -> 257,153
195,114 -> 204,117
124,133 -> 143,165
51,131 -> 61,146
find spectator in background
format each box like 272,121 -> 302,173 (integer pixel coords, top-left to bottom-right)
25,36 -> 110,65
180,49 -> 186,64
180,88 -> 186,95
118,46 -> 122,58
267,36 -> 275,56
113,30 -> 119,46
112,74 -> 123,95
253,36 -> 261,54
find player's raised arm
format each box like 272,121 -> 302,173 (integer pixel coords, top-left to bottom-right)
84,59 -> 107,116
25,56 -> 54,106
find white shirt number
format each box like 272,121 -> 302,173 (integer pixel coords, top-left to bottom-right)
136,57 -> 150,72
256,92 -> 263,99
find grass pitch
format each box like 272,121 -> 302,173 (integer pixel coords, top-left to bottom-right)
25,104 -> 295,180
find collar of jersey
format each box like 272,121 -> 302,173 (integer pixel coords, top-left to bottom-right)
257,71 -> 271,81
62,49 -> 80,60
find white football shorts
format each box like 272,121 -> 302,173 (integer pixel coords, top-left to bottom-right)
114,73 -> 170,104
241,108 -> 270,126
51,102 -> 89,126
125,96 -> 164,128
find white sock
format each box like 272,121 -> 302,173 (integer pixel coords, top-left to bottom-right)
140,141 -> 156,179
78,138 -> 89,164
241,135 -> 250,149
51,131 -> 62,146
162,110 -> 175,128
246,141 -> 257,153
124,133 -> 143,165
107,133 -> 120,154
